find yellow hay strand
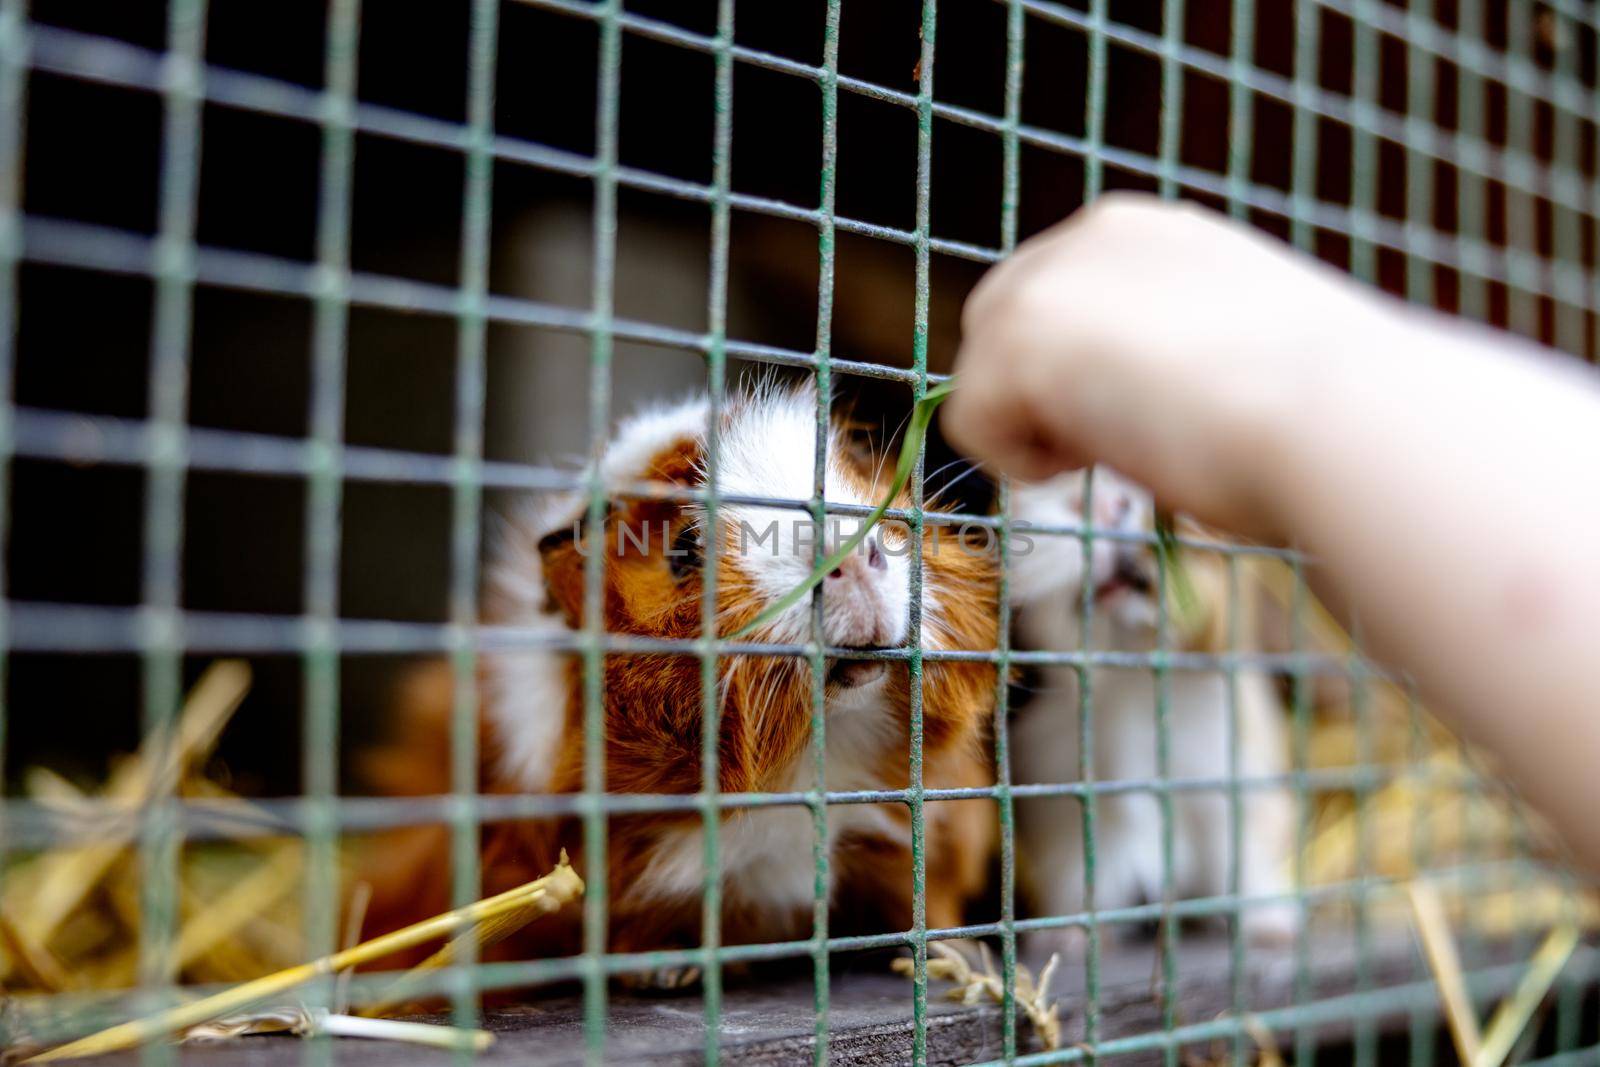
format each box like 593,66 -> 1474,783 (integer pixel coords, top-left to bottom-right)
173,843 -> 303,972
1240,1014 -> 1285,1067
1474,922 -> 1581,1067
22,854 -> 583,1063
1,660 -> 251,981
0,911 -> 73,992
894,941 -> 1062,1052
1407,880 -> 1484,1066
360,874 -> 571,1018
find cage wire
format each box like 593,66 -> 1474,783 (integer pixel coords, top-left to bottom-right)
0,0 -> 1597,1065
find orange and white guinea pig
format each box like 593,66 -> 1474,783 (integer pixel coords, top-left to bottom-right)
358,384 -> 999,979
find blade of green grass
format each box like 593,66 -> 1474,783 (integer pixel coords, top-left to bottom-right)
1155,509 -> 1200,626
732,381 -> 1197,645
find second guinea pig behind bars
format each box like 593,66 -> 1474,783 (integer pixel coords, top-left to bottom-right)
1007,467 -> 1298,964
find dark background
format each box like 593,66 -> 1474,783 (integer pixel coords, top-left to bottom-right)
8,0 -> 1594,793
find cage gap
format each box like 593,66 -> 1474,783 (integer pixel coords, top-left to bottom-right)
1017,143 -> 1087,242
495,5 -> 600,158
731,0 -> 824,67
930,117 -> 1004,250
348,133 -> 465,287
929,0 -> 1008,116
354,0 -> 469,124
338,479 -> 452,625
617,31 -> 716,186
343,305 -> 457,456
835,90 -> 919,235
729,61 -> 822,209
22,72 -> 162,235
15,264 -> 153,421
204,0 -> 326,89
1020,14 -> 1090,140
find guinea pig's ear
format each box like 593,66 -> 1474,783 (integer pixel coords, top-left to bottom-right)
536,511 -> 599,628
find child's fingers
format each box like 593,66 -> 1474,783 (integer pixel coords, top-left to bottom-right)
942,348 -> 1084,482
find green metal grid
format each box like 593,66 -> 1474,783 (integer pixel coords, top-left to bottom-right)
584,7 -> 621,1060
300,4 -> 361,1066
0,0 -> 22,935
0,1 -> 1596,1065
138,5 -> 205,1067
701,2 -> 732,1060
910,5 -> 937,1061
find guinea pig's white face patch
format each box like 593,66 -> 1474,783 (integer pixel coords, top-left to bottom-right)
708,390 -> 911,648
1007,472 -> 1100,604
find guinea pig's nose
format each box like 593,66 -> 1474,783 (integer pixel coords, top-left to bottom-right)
827,534 -> 887,581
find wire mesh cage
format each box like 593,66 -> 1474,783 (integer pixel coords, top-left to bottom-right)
1,0 -> 1598,1064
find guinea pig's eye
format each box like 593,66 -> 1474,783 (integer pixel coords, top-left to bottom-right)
669,523 -> 703,580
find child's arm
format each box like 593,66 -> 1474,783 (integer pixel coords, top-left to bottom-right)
947,193 -> 1600,869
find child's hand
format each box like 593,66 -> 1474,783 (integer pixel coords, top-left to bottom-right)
949,193 -> 1600,871
945,192 -> 1395,540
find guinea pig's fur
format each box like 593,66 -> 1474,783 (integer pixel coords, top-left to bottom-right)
1007,467 -> 1297,963
356,385 -> 999,974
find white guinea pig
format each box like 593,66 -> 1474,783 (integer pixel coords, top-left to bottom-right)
1007,466 -> 1298,962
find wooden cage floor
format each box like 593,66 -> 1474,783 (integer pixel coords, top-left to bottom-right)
65,929 -> 1558,1066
